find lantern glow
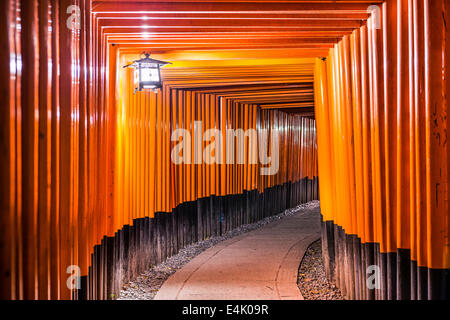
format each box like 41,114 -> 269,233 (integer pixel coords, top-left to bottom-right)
125,52 -> 171,93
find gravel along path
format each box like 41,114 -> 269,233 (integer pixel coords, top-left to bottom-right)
298,240 -> 344,300
118,200 -> 320,300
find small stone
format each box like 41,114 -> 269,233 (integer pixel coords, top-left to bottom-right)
298,239 -> 343,300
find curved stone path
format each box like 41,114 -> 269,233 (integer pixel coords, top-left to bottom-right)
154,205 -> 321,300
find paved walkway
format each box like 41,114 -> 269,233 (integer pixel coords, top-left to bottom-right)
155,206 -> 321,300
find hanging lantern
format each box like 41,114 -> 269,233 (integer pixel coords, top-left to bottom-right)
124,52 -> 171,93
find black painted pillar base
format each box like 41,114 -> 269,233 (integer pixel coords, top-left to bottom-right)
321,215 -> 450,300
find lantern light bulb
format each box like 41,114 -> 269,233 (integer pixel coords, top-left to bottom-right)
141,68 -> 160,82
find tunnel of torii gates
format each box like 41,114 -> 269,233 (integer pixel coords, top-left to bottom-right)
0,0 -> 448,301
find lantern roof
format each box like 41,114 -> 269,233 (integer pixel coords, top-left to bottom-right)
124,53 -> 171,69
